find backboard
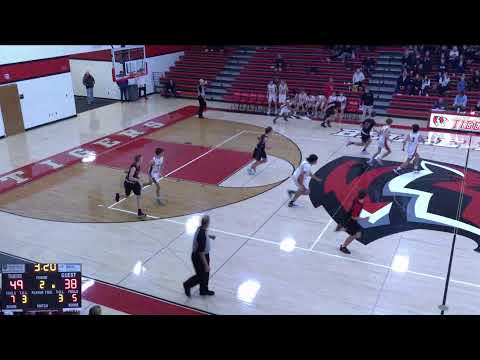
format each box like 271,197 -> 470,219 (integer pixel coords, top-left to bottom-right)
111,46 -> 147,82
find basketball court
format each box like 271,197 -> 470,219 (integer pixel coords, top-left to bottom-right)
2,93 -> 480,314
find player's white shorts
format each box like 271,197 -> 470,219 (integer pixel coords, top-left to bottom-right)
279,94 -> 286,104
150,172 -> 162,184
293,176 -> 309,191
268,94 -> 277,103
279,107 -> 290,116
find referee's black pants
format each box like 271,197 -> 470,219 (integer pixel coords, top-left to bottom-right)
184,253 -> 210,294
198,96 -> 207,118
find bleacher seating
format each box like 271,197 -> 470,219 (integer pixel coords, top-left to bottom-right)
388,47 -> 480,119
226,46 -> 380,114
160,46 -> 234,98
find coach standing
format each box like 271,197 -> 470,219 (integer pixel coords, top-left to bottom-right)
198,79 -> 207,118
82,71 -> 95,105
183,215 -> 216,297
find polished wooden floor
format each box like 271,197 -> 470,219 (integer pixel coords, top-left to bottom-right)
0,116 -> 301,222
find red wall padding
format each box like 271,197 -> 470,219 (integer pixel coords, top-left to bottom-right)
0,57 -> 70,85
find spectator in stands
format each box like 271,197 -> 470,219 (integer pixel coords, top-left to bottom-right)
457,74 -> 467,93
323,77 -> 335,99
452,91 -> 468,113
438,57 -> 447,73
416,63 -> 426,77
165,79 -> 177,97
456,55 -> 466,74
437,72 -> 450,96
352,68 -> 366,90
88,305 -> 102,315
475,99 -> 480,112
82,71 -> 95,105
422,51 -> 432,73
406,50 -> 416,70
421,74 -> 431,96
396,69 -> 410,93
471,69 -> 480,90
360,87 -> 374,120
116,71 -> 129,102
401,48 -> 410,69
409,73 -> 422,95
362,56 -> 375,77
449,46 -> 460,67
432,97 -> 447,111
274,54 -> 286,72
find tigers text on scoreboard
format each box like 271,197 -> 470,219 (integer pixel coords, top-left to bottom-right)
1,263 -> 82,312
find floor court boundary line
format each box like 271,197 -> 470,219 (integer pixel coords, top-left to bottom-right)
108,130 -> 247,209
105,206 -> 480,290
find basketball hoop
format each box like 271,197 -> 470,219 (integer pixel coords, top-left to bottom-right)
111,46 -> 147,82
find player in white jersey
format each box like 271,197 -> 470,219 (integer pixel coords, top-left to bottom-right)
336,92 -> 347,120
368,118 -> 393,166
273,100 -> 293,124
314,94 -> 327,118
327,91 -> 338,107
278,80 -> 288,105
287,154 -> 323,207
306,94 -> 317,116
267,80 -> 278,115
148,147 -> 166,205
394,124 -> 424,174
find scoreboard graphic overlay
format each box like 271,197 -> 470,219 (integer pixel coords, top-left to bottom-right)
1,263 -> 82,312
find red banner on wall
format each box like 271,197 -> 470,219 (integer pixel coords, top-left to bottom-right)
0,57 -> 70,85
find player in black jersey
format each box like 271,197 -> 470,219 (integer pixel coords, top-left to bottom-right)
321,101 -> 340,128
346,113 -> 376,154
248,126 -> 272,175
115,154 -> 147,219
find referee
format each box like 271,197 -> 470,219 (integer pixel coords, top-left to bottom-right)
183,215 -> 216,296
198,79 -> 207,118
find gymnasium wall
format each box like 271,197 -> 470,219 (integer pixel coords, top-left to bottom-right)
16,73 -> 76,129
69,51 -> 184,100
0,46 -> 115,65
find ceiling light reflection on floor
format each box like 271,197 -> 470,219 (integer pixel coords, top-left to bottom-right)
185,215 -> 203,235
132,261 -> 147,276
391,255 -> 409,273
279,237 -> 296,252
237,280 -> 261,303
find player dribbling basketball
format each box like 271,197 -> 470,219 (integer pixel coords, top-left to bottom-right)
287,154 -> 322,207
394,124 -> 424,174
248,126 -> 273,175
147,147 -> 165,205
368,118 -> 393,166
115,154 -> 147,219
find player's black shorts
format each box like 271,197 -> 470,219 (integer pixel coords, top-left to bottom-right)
325,106 -> 336,118
345,219 -> 361,236
253,147 -> 267,161
361,133 -> 371,144
124,180 -> 141,196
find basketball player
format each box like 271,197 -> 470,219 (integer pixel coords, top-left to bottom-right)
278,80 -> 288,105
298,89 -> 308,116
267,80 -> 278,115
147,147 -> 165,205
273,100 -> 293,124
335,189 -> 370,254
346,113 -> 376,153
394,124 -> 425,174
368,118 -> 393,166
327,91 -> 338,107
314,93 -> 327,118
336,92 -> 347,120
248,126 -> 273,175
287,154 -> 322,207
115,154 -> 147,219
321,101 -> 340,127
307,93 -> 317,117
